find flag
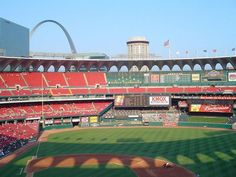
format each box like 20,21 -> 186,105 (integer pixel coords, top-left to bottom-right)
212,49 -> 217,53
185,50 -> 189,54
232,48 -> 236,51
203,50 -> 207,53
164,40 -> 170,48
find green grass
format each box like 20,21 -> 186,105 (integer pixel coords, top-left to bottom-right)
188,116 -> 228,123
1,127 -> 236,177
34,164 -> 136,177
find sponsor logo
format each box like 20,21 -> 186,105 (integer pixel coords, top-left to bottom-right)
149,96 -> 170,105
228,73 -> 236,81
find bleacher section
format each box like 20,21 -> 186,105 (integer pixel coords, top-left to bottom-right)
102,106 -> 179,127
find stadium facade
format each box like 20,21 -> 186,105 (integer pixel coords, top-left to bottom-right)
0,17 -> 29,57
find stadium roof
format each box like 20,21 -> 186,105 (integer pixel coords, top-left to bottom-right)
0,55 -> 235,72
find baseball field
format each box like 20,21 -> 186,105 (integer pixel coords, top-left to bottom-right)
0,127 -> 236,177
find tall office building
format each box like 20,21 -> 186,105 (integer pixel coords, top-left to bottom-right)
0,17 -> 29,57
127,36 -> 149,59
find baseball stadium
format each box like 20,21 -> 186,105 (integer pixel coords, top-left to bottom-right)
0,18 -> 236,177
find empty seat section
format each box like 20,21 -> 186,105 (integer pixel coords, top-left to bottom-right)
90,88 -> 108,94
109,88 -> 127,94
85,72 -> 106,86
0,75 -> 6,88
64,73 -> 87,87
146,87 -> 165,93
127,88 -> 146,93
0,90 -> 12,97
51,88 -> 71,96
32,89 -> 50,96
43,72 -> 67,87
12,90 -> 32,96
184,87 -> 202,93
22,73 -> 46,88
0,101 -> 112,121
0,73 -> 26,88
93,101 -> 112,112
70,88 -> 89,95
166,87 -> 184,93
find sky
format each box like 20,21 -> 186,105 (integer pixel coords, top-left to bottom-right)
1,0 -> 236,58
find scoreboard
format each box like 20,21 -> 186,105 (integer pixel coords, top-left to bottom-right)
114,95 -> 170,107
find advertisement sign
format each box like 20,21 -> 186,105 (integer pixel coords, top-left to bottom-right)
178,101 -> 188,108
143,73 -> 150,83
45,119 -> 53,124
90,116 -> 98,123
203,70 -> 225,81
190,104 -> 232,113
192,74 -> 200,82
150,74 -> 159,83
81,117 -> 89,123
200,96 -> 236,100
63,119 -> 71,123
72,118 -> 80,122
114,95 -> 125,106
228,72 -> 236,81
149,96 -> 170,106
54,119 -> 61,124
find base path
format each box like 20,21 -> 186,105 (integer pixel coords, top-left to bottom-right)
26,154 -> 196,177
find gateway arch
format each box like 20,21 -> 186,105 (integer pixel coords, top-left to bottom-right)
30,20 -> 77,54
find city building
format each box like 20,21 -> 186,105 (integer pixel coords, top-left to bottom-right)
127,36 -> 149,59
0,17 -> 29,57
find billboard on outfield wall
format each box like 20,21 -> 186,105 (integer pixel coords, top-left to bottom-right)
192,74 -> 200,82
228,72 -> 236,81
63,119 -> 71,123
45,119 -> 53,124
72,118 -> 80,122
81,117 -> 89,123
114,95 -> 125,106
54,119 -> 61,124
189,104 -> 232,113
90,116 -> 98,123
149,96 -> 170,106
178,101 -> 188,107
150,74 -> 160,83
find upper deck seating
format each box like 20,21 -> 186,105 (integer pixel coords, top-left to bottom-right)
0,73 -> 26,88
43,73 -> 67,87
64,73 -> 87,87
21,72 -> 47,88
85,72 -> 107,86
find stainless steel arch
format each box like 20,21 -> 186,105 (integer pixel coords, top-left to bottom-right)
30,20 -> 77,54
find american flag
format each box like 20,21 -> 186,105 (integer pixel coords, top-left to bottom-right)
212,49 -> 217,53
164,40 -> 170,48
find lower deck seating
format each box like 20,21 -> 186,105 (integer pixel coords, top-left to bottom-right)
0,122 -> 39,156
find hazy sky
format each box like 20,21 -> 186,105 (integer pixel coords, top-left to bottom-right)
1,0 -> 236,58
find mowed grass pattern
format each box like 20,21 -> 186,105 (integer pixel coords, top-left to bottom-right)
1,127 -> 236,177
34,164 -> 136,177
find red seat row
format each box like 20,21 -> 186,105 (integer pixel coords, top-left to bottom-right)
0,101 -> 112,120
